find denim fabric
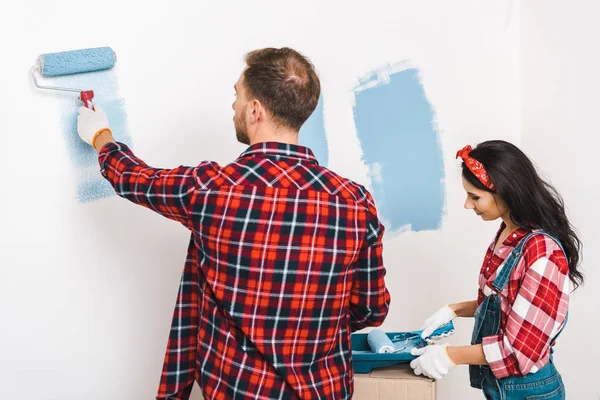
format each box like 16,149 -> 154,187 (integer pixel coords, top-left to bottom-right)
477,362 -> 565,400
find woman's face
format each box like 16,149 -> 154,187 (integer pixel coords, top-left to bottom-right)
462,177 -> 509,221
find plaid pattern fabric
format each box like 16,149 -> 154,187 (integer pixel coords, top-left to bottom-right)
477,225 -> 570,379
98,142 -> 391,399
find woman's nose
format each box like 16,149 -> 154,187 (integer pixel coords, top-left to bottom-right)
464,197 -> 473,210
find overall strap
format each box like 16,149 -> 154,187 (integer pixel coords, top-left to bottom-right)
551,312 -> 569,348
492,231 -> 565,292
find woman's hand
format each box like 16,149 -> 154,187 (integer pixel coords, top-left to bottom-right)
421,305 -> 457,340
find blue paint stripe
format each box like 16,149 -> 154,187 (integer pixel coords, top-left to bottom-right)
353,68 -> 445,232
299,95 -> 328,166
53,70 -> 132,203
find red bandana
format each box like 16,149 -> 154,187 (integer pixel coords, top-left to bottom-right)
456,145 -> 495,190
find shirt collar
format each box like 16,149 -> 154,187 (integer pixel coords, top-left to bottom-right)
238,142 -> 319,165
493,222 -> 532,247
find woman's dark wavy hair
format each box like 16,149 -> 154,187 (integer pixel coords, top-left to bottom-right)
462,140 -> 583,289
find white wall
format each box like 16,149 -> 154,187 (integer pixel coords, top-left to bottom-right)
521,1 -> 600,399
1,1 -> 520,399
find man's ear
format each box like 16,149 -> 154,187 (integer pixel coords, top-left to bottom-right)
248,99 -> 263,124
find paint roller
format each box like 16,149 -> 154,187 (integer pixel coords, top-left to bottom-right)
366,323 -> 456,354
30,47 -> 117,110
367,329 -> 396,353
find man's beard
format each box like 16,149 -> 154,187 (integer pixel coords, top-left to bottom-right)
234,107 -> 250,145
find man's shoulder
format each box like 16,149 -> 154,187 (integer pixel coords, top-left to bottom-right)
314,165 -> 374,206
191,160 -> 224,189
197,157 -> 374,207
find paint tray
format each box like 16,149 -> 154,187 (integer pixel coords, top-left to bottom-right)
351,321 -> 455,374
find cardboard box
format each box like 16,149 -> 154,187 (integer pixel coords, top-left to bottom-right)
353,364 -> 437,400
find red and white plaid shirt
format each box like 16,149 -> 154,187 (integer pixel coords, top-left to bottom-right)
479,224 -> 570,379
98,141 -> 391,399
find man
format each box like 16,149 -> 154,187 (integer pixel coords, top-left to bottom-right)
77,47 -> 391,399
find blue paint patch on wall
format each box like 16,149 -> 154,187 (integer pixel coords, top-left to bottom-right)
75,176 -> 116,203
353,67 -> 444,232
299,95 -> 328,166
52,70 -> 132,203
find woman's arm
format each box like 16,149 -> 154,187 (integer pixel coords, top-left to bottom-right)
449,300 -> 479,318
447,344 -> 488,365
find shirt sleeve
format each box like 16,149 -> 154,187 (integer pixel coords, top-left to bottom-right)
98,142 -> 198,227
349,190 -> 391,332
482,237 -> 570,378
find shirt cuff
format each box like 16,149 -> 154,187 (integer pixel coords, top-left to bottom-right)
482,335 -> 511,379
98,141 -> 125,155
98,141 -> 130,178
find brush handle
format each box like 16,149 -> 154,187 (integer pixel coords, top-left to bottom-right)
80,90 -> 95,110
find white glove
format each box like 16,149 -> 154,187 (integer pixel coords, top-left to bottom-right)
421,304 -> 457,340
77,106 -> 111,148
410,344 -> 456,380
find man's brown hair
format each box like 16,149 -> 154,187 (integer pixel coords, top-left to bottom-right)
243,47 -> 321,131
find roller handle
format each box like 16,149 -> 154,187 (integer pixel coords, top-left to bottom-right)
80,90 -> 95,110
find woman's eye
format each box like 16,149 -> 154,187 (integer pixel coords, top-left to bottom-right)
472,196 -> 480,201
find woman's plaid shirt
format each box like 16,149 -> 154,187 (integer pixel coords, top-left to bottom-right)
98,141 -> 391,399
478,225 -> 570,379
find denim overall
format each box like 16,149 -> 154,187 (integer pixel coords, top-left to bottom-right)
470,232 -> 567,400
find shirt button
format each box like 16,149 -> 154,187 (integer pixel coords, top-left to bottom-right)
513,234 -> 517,237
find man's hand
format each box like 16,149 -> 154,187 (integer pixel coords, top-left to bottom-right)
410,344 -> 456,380
76,106 -> 114,150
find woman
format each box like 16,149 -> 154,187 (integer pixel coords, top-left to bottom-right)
410,141 -> 583,399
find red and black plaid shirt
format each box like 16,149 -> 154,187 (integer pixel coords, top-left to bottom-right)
98,141 -> 391,399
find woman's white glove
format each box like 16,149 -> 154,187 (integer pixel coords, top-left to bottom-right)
410,344 -> 456,379
76,106 -> 111,148
421,305 -> 457,340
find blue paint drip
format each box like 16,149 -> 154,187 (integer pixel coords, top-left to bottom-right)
299,95 -> 328,166
53,69 -> 132,203
353,68 -> 445,232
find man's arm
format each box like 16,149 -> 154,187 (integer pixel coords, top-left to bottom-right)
92,128 -> 115,151
78,108 -> 197,225
98,137 -> 197,225
349,192 -> 391,331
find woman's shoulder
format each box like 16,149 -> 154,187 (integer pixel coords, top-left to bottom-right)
521,231 -> 569,273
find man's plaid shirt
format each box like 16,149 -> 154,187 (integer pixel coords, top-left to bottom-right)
98,141 -> 391,399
